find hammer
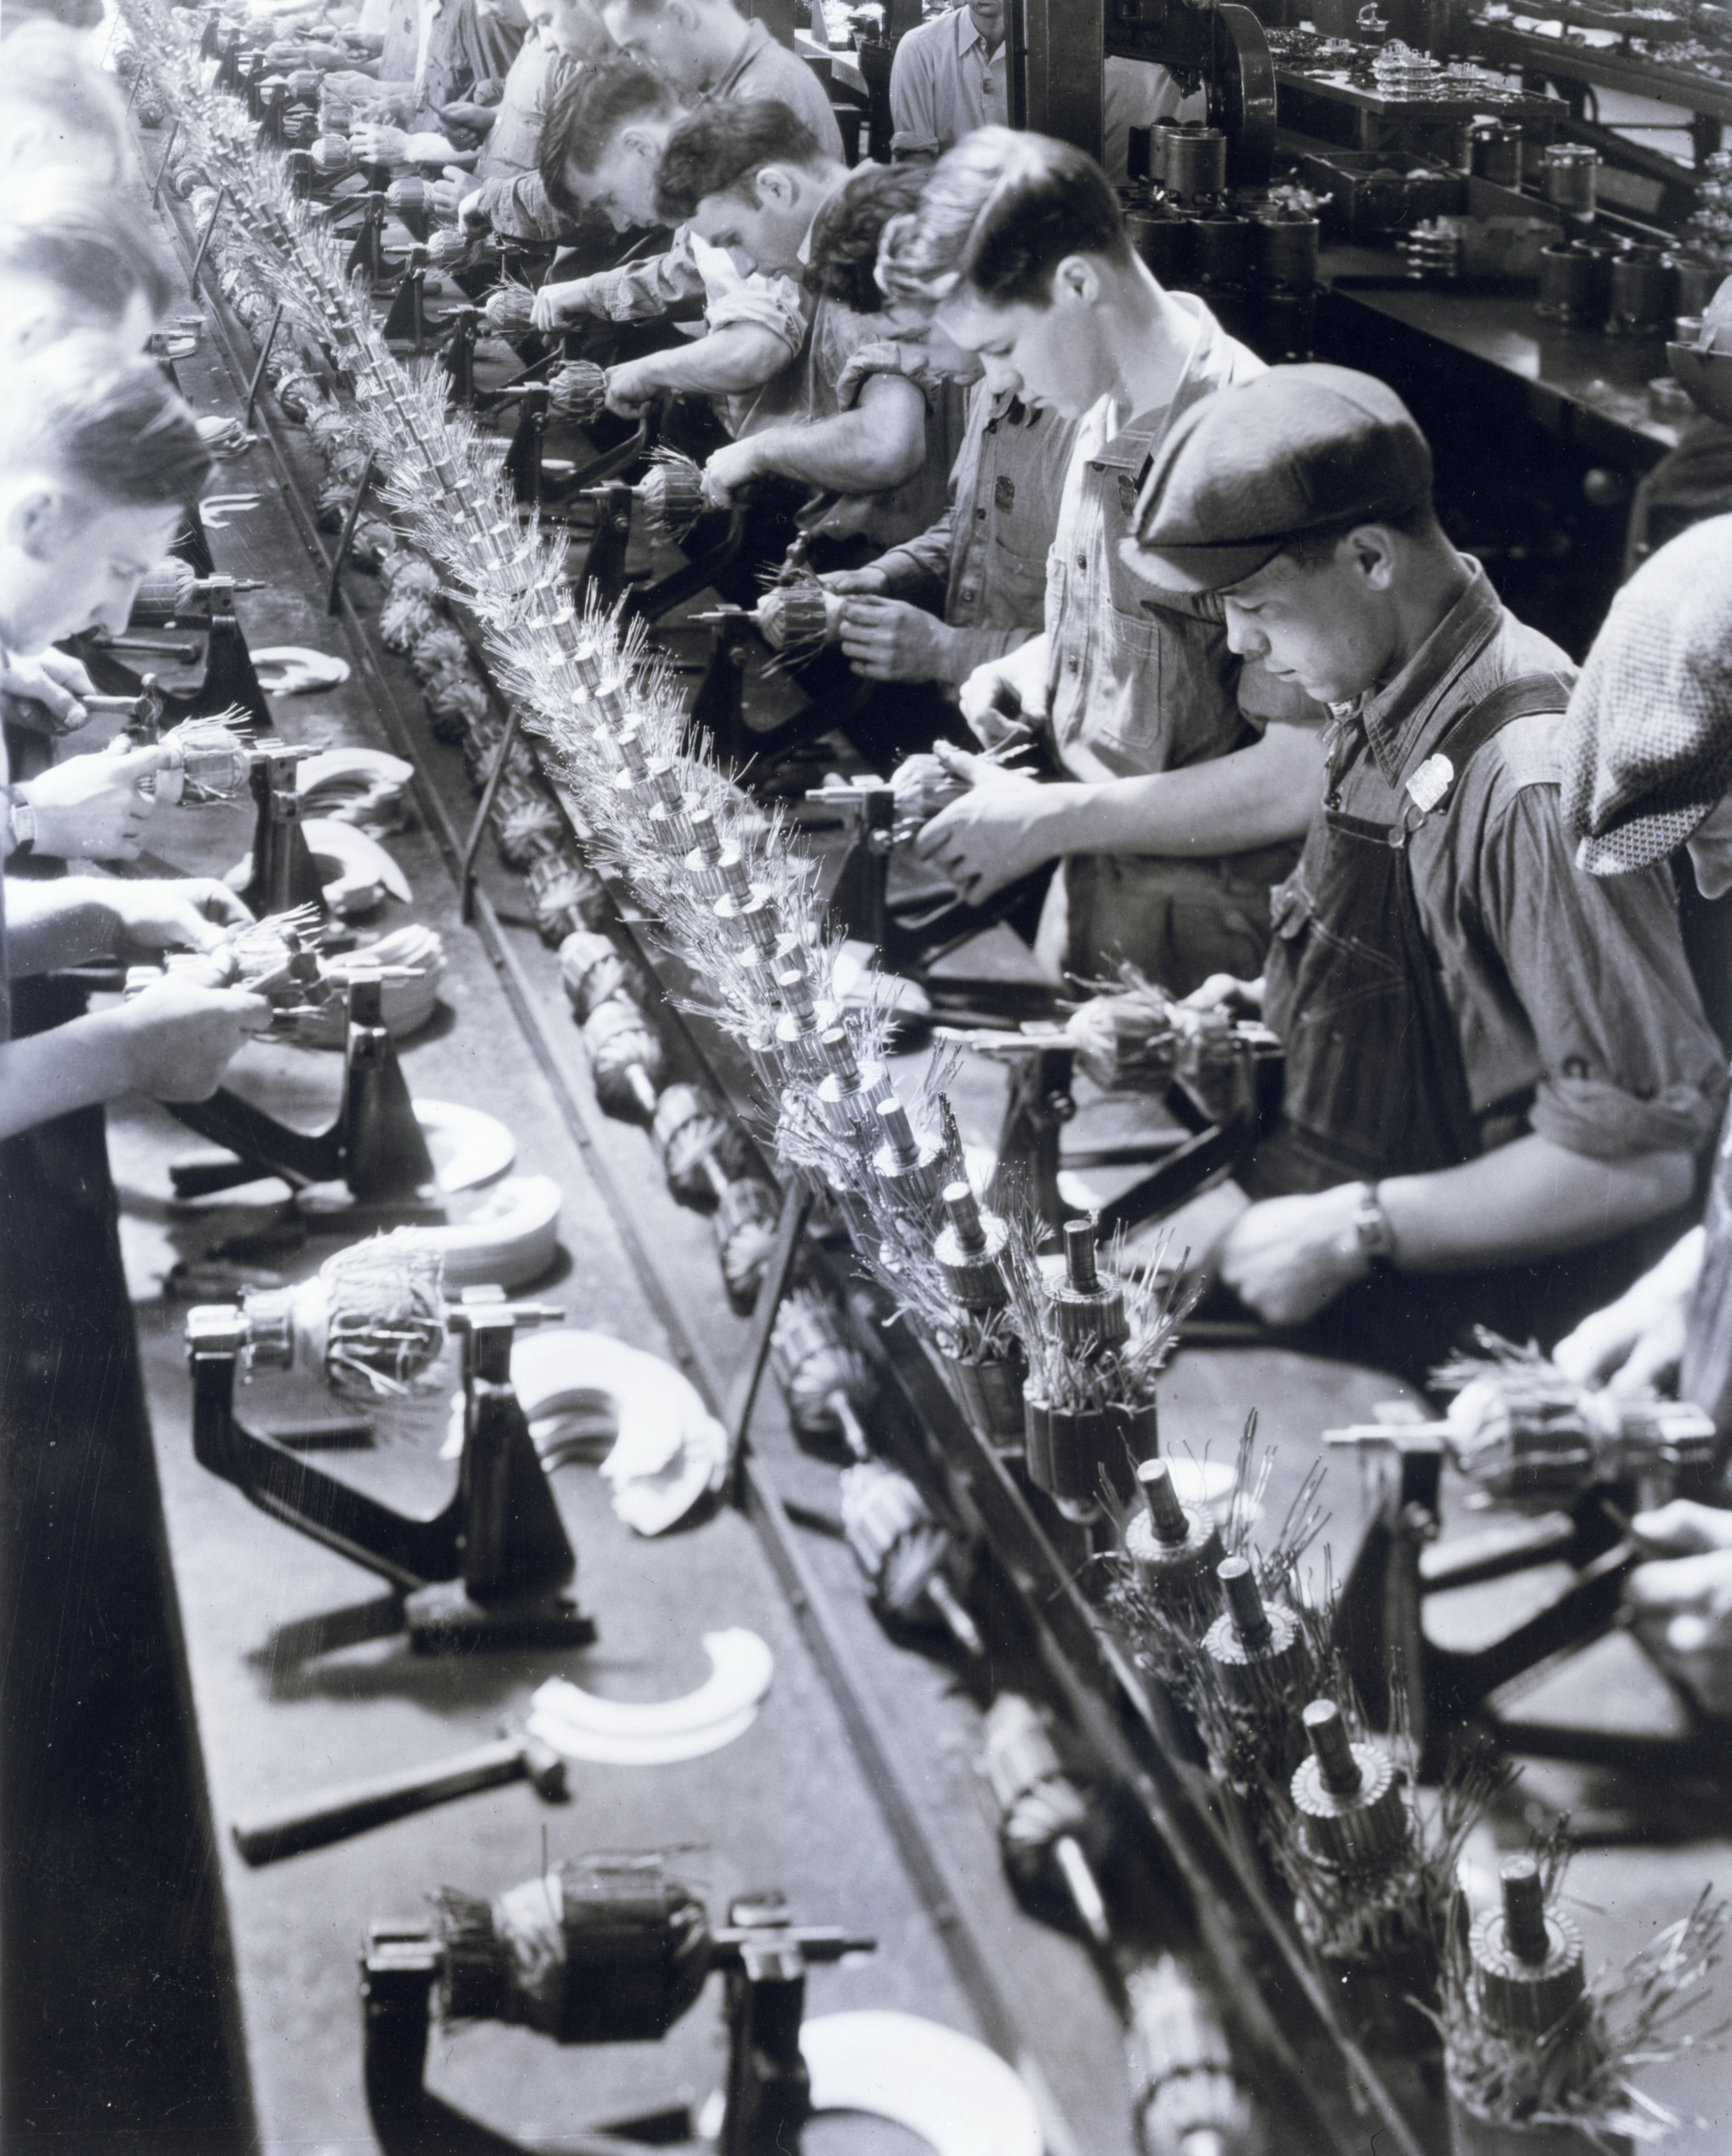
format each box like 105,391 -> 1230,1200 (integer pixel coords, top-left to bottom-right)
231,1722 -> 568,1867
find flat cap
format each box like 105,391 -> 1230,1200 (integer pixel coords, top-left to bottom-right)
1562,514 -> 1732,874
1128,364 -> 1434,593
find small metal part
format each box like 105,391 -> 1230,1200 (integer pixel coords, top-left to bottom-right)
1470,1855 -> 1586,2039
237,1285 -> 296,1371
815,1024 -> 892,1140
1290,1700 -> 1409,1871
1128,1956 -> 1264,2156
1122,1460 -> 1225,1613
714,890 -> 779,954
1052,1219 -> 1129,1353
872,1096 -> 945,1217
1202,1559 -> 1307,1702
644,758 -> 699,857
932,1182 -> 1010,1310
773,962 -> 830,1078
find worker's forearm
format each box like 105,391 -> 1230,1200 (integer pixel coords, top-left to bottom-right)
1380,1133 -> 1695,1273
1042,724 -> 1324,856
0,1014 -> 131,1139
642,325 -> 788,398
4,878 -> 122,974
738,407 -> 924,496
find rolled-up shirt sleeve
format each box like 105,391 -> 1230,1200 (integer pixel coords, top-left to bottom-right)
1451,778 -> 1729,1162
889,33 -> 941,157
704,268 -> 807,365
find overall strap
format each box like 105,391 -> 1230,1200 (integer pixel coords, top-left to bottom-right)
1405,669 -> 1576,825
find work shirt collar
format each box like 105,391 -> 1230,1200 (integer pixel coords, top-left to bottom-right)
1088,293 -> 1240,478
711,17 -> 769,100
955,7 -> 986,53
1351,561 -> 1504,788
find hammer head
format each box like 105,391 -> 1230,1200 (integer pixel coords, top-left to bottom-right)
519,1728 -> 570,1803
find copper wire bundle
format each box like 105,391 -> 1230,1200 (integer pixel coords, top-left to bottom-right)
638,451 -> 707,541
129,557 -> 200,622
714,1176 -> 780,1314
547,360 -> 608,424
483,282 -> 538,338
582,997 -> 666,1121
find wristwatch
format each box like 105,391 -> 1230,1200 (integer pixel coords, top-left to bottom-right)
6,796 -> 37,860
1349,1182 -> 1397,1266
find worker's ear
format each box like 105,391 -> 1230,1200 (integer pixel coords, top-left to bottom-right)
1048,253 -> 1102,309
4,486 -> 64,564
753,164 -> 798,212
1344,524 -> 1400,591
663,0 -> 698,29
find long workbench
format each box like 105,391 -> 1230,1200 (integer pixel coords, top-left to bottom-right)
22,102 -> 1732,2156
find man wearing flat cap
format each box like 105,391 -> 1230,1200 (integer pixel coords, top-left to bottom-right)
1131,364 -> 1726,1372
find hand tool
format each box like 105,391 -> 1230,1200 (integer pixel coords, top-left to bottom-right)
232,1722 -> 568,1865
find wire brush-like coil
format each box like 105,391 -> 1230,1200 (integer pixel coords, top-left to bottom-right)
526,850 -> 608,945
547,360 -> 608,424
652,1082 -> 734,1210
130,558 -> 199,623
484,282 -> 538,337
714,1176 -> 779,1315
557,928 -> 639,1024
582,996 -> 666,1121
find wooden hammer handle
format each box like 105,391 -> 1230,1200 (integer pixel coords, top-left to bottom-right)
231,1734 -> 526,1866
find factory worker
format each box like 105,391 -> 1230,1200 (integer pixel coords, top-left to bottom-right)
431,0 -> 611,239
1541,515 -> 1732,1712
545,92 -> 936,537
669,135 -> 953,550
599,0 -> 843,160
812,174 -> 1080,700
0,23 -> 133,188
349,0 -> 525,163
887,0 -> 1199,188
0,344 -> 264,1132
0,173 -> 176,737
893,128 -> 1321,995
1126,365 -> 1724,1376
529,59 -> 811,393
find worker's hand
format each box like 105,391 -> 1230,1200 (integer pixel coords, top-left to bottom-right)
958,650 -> 1044,749
350,119 -> 409,162
19,745 -> 170,860
1181,972 -> 1265,1019
602,354 -> 667,420
820,563 -> 892,597
109,976 -> 272,1103
1625,1530 -> 1732,1722
530,276 -> 599,331
701,435 -> 767,506
435,99 -> 496,134
104,877 -> 255,957
1,649 -> 96,732
912,750 -> 1065,906
837,595 -> 958,685
1552,1226 -> 1703,1398
426,173 -> 470,222
1629,1499 -> 1732,1558
891,750 -> 966,829
1218,1184 -> 1371,1328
